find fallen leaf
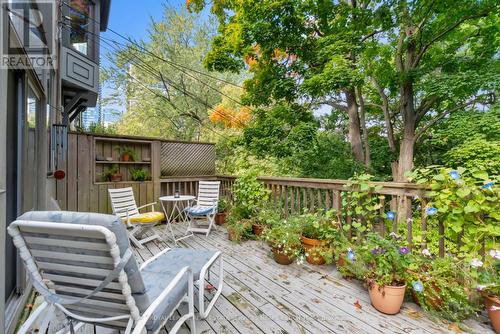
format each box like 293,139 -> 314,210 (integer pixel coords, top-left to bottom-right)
406,309 -> 423,319
205,284 -> 215,291
311,298 -> 321,304
448,323 -> 462,333
354,300 -> 362,310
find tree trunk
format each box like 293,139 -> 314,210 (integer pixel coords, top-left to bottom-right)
344,89 -> 365,164
356,86 -> 371,167
395,81 -> 416,182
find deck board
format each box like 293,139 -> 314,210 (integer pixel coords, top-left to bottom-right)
93,223 -> 493,334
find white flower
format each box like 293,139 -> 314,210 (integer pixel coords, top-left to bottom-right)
470,258 -> 483,268
422,249 -> 431,257
489,249 -> 500,260
476,284 -> 487,291
389,232 -> 400,239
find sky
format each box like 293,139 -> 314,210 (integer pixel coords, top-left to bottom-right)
103,1 -> 183,41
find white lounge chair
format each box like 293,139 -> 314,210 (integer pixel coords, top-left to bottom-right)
184,181 -> 221,237
109,187 -> 164,249
8,211 -> 195,334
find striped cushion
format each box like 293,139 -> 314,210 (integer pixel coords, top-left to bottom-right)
185,205 -> 214,216
128,212 -> 164,223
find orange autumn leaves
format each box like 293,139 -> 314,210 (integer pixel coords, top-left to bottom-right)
244,44 -> 297,70
209,105 -> 251,129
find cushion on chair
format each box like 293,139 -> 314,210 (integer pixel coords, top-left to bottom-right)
139,259 -> 189,332
138,248 -> 217,331
142,248 -> 218,281
128,212 -> 165,224
17,211 -> 147,296
184,205 -> 215,216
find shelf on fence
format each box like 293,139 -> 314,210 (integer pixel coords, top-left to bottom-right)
95,161 -> 151,164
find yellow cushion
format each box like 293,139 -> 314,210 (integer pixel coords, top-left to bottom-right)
128,212 -> 165,224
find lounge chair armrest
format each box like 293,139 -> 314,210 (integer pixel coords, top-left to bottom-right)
131,267 -> 192,334
139,248 -> 171,270
137,202 -> 157,211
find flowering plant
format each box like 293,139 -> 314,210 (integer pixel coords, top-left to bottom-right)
408,166 -> 499,257
471,249 -> 500,297
263,219 -> 302,257
355,233 -> 413,287
407,253 -> 478,321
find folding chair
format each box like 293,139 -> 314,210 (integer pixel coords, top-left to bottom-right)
109,187 -> 163,249
8,211 -> 195,334
184,181 -> 221,237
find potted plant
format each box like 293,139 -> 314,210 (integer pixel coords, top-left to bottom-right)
408,253 -> 478,322
129,167 -> 150,181
357,233 -> 413,315
299,210 -> 341,265
102,164 -> 122,182
472,251 -> 500,332
215,198 -> 230,225
226,218 -> 253,242
252,205 -> 280,237
115,146 -> 138,162
263,219 -> 302,265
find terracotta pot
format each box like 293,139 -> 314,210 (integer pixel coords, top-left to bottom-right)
368,283 -> 406,315
301,235 -> 327,265
215,212 -> 227,225
485,294 -> 500,333
411,283 -> 443,309
271,247 -> 295,265
110,174 -> 122,182
121,153 -> 130,162
252,224 -> 265,236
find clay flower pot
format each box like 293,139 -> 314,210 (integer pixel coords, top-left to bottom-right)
301,235 -> 327,265
271,247 -> 295,265
252,223 -> 265,236
485,294 -> 500,333
215,212 -> 227,225
110,174 -> 122,182
121,153 -> 130,162
368,283 -> 406,315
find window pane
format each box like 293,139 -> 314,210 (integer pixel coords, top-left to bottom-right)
69,0 -> 91,55
27,88 -> 39,128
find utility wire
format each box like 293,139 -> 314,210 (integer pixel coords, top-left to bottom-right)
67,26 -> 233,140
61,1 -> 243,89
62,22 -> 247,127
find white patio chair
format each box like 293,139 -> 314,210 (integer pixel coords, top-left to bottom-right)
7,211 -> 196,334
109,187 -> 164,249
184,181 -> 221,237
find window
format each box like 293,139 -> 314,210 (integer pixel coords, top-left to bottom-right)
27,87 -> 39,129
68,0 -> 92,56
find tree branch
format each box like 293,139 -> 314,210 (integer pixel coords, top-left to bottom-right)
371,77 -> 397,152
415,95 -> 439,123
361,30 -> 383,42
414,94 -> 490,141
413,10 -> 491,67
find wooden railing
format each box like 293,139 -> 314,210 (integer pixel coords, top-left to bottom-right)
159,175 -> 445,252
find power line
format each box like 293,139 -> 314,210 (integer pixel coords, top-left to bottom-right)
62,23 -> 248,128
85,31 -> 233,140
61,1 -> 243,89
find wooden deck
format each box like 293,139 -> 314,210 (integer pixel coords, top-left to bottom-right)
99,224 -> 493,334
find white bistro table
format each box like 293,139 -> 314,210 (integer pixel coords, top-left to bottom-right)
159,195 -> 195,245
